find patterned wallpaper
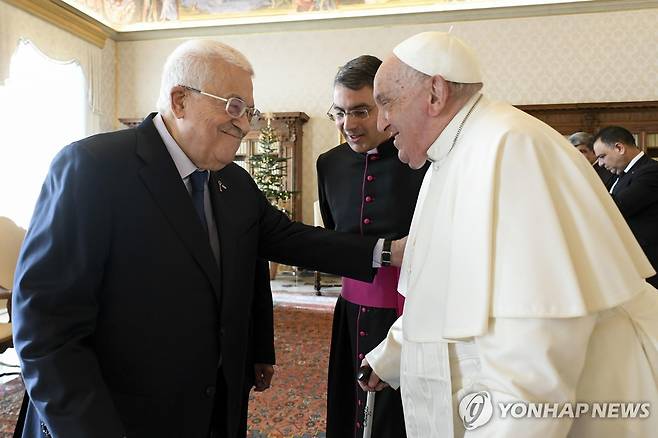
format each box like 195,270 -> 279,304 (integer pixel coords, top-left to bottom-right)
118,8 -> 658,223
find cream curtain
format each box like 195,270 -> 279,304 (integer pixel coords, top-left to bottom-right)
0,2 -> 106,133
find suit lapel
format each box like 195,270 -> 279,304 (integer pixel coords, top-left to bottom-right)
208,171 -> 238,285
135,115 -> 222,298
616,154 -> 649,193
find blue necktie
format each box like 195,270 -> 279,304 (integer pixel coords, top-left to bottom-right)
190,170 -> 208,232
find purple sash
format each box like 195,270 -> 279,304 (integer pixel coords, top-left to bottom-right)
342,266 -> 405,316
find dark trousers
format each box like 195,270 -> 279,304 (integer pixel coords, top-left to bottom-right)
209,372 -> 229,438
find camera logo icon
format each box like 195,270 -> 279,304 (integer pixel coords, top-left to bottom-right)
459,391 -> 493,430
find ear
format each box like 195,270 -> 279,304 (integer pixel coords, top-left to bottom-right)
170,85 -> 187,119
428,75 -> 449,117
614,142 -> 625,155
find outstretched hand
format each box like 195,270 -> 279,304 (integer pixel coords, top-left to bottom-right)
391,236 -> 407,267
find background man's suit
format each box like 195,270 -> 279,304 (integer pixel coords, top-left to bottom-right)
594,163 -> 616,190
12,114 -> 377,438
611,154 -> 658,288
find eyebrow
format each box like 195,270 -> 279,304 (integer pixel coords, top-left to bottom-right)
332,103 -> 370,112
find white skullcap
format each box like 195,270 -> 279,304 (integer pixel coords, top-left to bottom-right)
393,31 -> 482,83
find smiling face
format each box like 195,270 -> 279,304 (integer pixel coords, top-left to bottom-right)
170,60 -> 254,171
332,85 -> 390,153
373,57 -> 433,170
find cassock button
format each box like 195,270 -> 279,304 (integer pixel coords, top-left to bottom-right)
205,386 -> 216,398
358,353 -> 365,360
365,195 -> 373,203
358,399 -> 362,406
363,218 -> 371,225
369,154 -> 379,161
361,307 -> 367,313
356,422 -> 362,429
366,175 -> 375,182
359,330 -> 367,337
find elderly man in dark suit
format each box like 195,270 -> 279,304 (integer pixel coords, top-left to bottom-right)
593,125 -> 658,288
568,131 -> 615,189
11,39 -> 399,438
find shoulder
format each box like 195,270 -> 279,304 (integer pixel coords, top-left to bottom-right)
636,155 -> 658,172
216,162 -> 260,191
317,143 -> 351,167
68,129 -> 136,165
476,101 -> 568,155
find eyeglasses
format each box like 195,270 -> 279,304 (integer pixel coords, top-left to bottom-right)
326,105 -> 371,122
182,85 -> 260,122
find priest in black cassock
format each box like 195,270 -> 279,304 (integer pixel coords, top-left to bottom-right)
317,55 -> 428,438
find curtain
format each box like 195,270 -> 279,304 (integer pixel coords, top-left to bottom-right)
0,2 -> 107,133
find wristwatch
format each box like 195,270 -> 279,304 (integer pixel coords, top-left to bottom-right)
381,239 -> 392,267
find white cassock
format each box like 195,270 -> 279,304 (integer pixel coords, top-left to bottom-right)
366,92 -> 658,438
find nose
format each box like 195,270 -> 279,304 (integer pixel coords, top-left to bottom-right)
234,114 -> 251,135
377,109 -> 389,133
342,114 -> 358,131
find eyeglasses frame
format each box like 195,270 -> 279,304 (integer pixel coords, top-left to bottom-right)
326,104 -> 372,122
181,85 -> 261,121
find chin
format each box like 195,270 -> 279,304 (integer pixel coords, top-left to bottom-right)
398,149 -> 409,164
349,143 -> 374,154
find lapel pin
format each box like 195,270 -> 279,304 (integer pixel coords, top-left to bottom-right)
218,180 -> 228,192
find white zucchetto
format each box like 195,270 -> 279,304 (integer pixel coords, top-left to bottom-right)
393,31 -> 483,83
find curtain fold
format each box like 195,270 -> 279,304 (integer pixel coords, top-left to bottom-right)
0,2 -> 105,119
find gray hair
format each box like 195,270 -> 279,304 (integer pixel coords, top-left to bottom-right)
156,39 -> 254,115
568,132 -> 594,150
398,61 -> 482,101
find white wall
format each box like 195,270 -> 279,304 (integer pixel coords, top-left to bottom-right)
117,8 -> 658,223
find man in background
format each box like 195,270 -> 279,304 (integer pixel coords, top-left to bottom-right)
568,131 -> 615,188
360,31 -> 658,437
593,125 -> 658,288
12,39 -> 390,438
318,55 -> 426,437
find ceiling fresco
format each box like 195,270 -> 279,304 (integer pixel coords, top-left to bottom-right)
58,0 -> 593,31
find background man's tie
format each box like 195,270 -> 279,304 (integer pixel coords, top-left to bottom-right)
190,170 -> 209,232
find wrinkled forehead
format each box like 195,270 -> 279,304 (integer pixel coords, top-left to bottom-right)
206,59 -> 254,103
373,57 -> 403,100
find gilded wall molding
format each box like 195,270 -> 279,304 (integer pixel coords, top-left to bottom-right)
3,0 -> 113,48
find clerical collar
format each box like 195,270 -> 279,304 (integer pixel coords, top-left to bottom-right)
426,93 -> 483,165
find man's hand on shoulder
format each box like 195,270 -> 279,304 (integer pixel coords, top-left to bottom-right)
391,236 -> 407,267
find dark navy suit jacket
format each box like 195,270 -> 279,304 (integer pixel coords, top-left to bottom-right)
12,114 -> 376,438
611,154 -> 658,288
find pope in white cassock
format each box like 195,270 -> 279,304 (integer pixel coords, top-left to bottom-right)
360,31 -> 658,438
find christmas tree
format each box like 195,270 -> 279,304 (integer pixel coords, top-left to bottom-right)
249,118 -> 294,215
